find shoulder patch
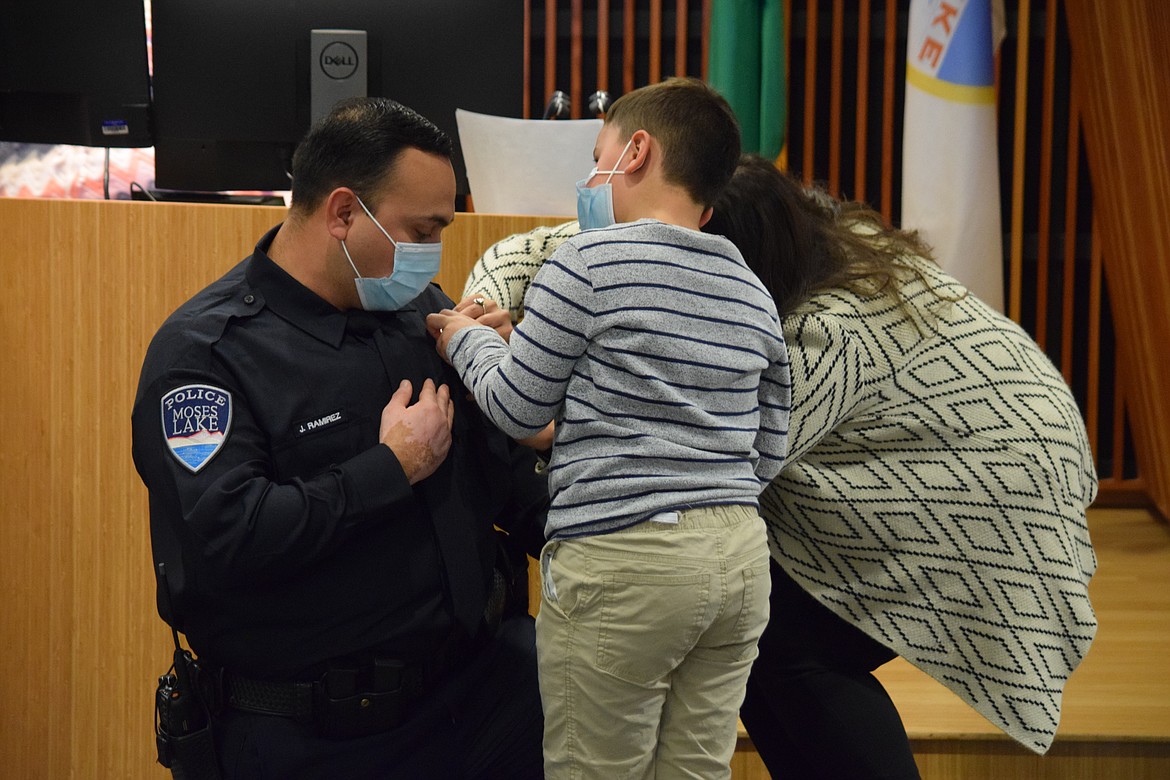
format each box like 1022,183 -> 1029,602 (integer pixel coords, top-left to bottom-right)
161,384 -> 233,473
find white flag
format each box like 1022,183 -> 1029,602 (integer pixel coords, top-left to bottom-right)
902,0 -> 1006,311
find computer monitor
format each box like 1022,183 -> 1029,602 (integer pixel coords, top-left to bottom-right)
150,0 -> 523,202
0,1 -> 153,147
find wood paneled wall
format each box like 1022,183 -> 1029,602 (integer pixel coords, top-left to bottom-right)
0,198 -> 552,778
0,200 -> 280,778
1063,0 -> 1170,519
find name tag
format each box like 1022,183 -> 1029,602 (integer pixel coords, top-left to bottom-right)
294,410 -> 346,438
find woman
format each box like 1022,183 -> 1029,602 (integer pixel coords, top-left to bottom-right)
462,155 -> 1098,777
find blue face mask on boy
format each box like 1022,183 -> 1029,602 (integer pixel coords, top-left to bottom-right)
340,195 -> 443,311
575,137 -> 635,231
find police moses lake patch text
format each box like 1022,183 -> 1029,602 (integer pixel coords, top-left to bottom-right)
161,384 -> 232,473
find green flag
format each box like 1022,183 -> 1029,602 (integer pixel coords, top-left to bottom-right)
708,0 -> 786,159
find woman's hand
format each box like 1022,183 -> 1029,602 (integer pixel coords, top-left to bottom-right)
455,294 -> 514,343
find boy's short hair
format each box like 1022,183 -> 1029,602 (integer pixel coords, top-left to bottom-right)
605,77 -> 741,207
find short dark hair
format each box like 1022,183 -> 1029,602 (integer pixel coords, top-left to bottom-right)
604,77 -> 740,207
289,97 -> 453,214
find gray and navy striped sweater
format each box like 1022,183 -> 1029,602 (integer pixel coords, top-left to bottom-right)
447,220 -> 792,540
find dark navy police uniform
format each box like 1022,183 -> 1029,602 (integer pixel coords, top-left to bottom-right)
132,225 -> 548,779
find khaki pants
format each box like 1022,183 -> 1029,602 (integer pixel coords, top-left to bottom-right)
536,505 -> 771,779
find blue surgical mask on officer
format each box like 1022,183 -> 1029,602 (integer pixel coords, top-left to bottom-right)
340,195 -> 443,311
575,136 -> 636,231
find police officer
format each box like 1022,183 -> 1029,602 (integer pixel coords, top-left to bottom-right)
132,97 -> 548,779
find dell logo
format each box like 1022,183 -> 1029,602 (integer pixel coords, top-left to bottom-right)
320,42 -> 359,80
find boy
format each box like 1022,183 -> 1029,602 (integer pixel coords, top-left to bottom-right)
427,78 -> 790,779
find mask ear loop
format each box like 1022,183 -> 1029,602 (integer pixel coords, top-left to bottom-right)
340,239 -> 362,278
354,195 -> 401,247
342,193 -> 401,279
603,137 -> 637,184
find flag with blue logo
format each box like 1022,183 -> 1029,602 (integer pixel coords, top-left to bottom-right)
901,0 -> 1006,311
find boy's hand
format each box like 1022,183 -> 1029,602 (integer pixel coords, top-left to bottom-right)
516,422 -> 555,451
426,309 -> 480,362
455,294 -> 514,343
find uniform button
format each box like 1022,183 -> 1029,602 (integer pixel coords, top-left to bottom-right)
243,294 -> 255,304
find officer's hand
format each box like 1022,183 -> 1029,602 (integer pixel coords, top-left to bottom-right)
379,379 -> 455,484
455,294 -> 514,343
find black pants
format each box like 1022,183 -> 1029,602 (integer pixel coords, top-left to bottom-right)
211,615 -> 544,779
740,558 -> 921,779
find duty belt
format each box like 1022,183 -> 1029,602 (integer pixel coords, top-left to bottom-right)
216,641 -> 459,739
208,567 -> 510,739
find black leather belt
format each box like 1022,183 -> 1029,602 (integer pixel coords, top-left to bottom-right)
222,672 -> 315,723
211,626 -> 480,739
210,569 -> 509,739
214,657 -> 436,739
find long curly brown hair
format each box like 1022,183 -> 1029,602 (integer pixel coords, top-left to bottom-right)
703,154 -> 948,317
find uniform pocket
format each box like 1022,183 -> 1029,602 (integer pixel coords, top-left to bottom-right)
271,417 -> 366,482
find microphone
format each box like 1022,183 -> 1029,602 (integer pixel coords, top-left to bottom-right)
587,90 -> 612,117
543,90 -> 570,120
